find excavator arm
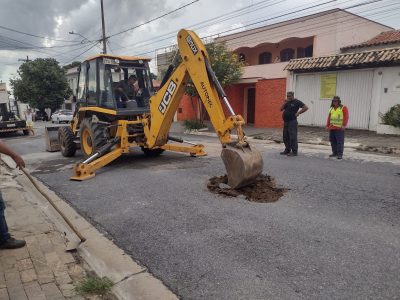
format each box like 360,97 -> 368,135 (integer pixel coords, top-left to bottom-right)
69,29 -> 262,188
144,29 -> 263,188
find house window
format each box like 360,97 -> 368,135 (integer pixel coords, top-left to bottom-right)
258,52 -> 272,64
305,45 -> 313,57
280,48 -> 294,62
239,53 -> 246,62
297,47 -> 305,58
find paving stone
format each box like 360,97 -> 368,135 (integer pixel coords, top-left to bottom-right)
48,231 -> 66,246
59,283 -> 76,297
0,272 -> 5,289
41,282 -> 65,300
0,288 -> 9,300
0,247 -> 30,261
5,269 -> 27,300
34,264 -> 54,285
36,234 -> 53,253
20,268 -> 37,283
55,270 -> 73,285
56,249 -> 76,265
17,258 -> 34,271
23,281 -> 46,300
45,252 -> 64,272
68,265 -> 86,281
0,255 -> 17,270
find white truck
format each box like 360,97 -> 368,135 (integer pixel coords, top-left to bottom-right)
0,83 -> 30,135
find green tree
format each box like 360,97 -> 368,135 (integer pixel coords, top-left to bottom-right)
10,58 -> 71,112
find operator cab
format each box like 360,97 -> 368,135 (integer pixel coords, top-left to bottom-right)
76,55 -> 154,116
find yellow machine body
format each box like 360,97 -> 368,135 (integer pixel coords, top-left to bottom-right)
56,29 -> 263,188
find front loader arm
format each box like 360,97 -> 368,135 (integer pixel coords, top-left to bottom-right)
144,29 -> 244,149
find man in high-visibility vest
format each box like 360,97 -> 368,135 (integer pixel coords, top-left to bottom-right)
326,96 -> 349,160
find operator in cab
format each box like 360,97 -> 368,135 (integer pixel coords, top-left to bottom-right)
115,74 -> 138,107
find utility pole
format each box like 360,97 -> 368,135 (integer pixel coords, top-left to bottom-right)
100,0 -> 107,54
18,56 -> 30,62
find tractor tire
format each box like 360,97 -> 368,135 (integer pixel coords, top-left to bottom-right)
141,147 -> 165,157
58,126 -> 76,157
79,118 -> 107,158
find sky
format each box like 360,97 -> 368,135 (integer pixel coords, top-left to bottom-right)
0,0 -> 399,87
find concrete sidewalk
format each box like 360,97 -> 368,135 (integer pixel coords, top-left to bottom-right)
0,159 -> 178,300
173,122 -> 400,155
0,163 -> 90,299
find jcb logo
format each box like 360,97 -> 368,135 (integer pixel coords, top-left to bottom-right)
186,35 -> 198,55
158,80 -> 177,114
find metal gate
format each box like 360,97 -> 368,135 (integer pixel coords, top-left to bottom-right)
294,70 -> 373,129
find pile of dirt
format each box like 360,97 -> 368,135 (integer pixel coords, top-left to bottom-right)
207,174 -> 286,203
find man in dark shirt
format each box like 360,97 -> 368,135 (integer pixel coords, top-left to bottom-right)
115,75 -> 138,107
280,91 -> 308,156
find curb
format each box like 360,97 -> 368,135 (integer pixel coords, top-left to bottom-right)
185,131 -> 400,155
1,156 -> 178,300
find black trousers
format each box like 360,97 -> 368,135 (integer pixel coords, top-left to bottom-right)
329,130 -> 345,156
283,120 -> 298,153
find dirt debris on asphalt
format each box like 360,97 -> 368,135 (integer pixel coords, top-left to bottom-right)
207,174 -> 286,202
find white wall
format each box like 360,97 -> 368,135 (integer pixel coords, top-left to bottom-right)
289,66 -> 400,132
0,83 -> 8,104
374,66 -> 400,129
242,62 -> 289,79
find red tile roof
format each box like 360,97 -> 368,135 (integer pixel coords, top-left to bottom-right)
341,30 -> 400,50
285,47 -> 400,71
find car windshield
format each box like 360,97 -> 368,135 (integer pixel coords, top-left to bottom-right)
60,111 -> 72,115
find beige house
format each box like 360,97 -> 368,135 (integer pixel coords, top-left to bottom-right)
158,9 -> 394,128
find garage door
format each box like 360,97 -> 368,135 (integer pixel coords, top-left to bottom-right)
294,70 -> 373,129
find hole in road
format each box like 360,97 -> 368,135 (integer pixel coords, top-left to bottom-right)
207,174 -> 287,203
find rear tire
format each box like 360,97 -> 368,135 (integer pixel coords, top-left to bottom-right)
79,118 -> 107,158
141,147 -> 165,157
59,126 -> 76,157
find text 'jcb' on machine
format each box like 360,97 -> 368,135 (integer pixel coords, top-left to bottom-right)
57,29 -> 263,188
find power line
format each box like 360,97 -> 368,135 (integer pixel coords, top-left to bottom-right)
61,42 -> 101,64
112,0 -> 286,51
0,25 -> 79,43
107,0 -> 200,39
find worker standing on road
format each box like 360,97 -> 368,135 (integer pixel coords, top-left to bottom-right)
326,96 -> 349,160
280,91 -> 309,156
24,108 -> 34,135
0,141 -> 26,249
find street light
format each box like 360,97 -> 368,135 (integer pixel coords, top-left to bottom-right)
69,31 -> 92,44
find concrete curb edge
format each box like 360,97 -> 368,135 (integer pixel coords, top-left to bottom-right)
1,156 -> 178,300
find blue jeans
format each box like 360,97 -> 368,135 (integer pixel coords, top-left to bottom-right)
0,192 -> 10,242
329,130 -> 345,156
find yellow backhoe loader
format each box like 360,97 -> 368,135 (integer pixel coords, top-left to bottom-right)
53,29 -> 263,188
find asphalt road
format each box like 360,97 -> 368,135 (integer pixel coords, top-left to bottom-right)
2,123 -> 400,299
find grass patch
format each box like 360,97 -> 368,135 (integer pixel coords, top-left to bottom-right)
75,277 -> 113,296
183,119 -> 207,130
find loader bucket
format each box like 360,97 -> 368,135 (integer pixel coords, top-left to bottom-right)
221,145 -> 263,189
45,126 -> 61,152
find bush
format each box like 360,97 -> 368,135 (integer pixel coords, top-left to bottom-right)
183,119 -> 207,130
380,104 -> 400,128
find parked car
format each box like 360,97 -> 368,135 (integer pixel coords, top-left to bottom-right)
51,110 -> 73,124
35,110 -> 49,121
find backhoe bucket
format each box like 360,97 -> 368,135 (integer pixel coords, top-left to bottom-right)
221,145 -> 263,189
45,126 -> 61,152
